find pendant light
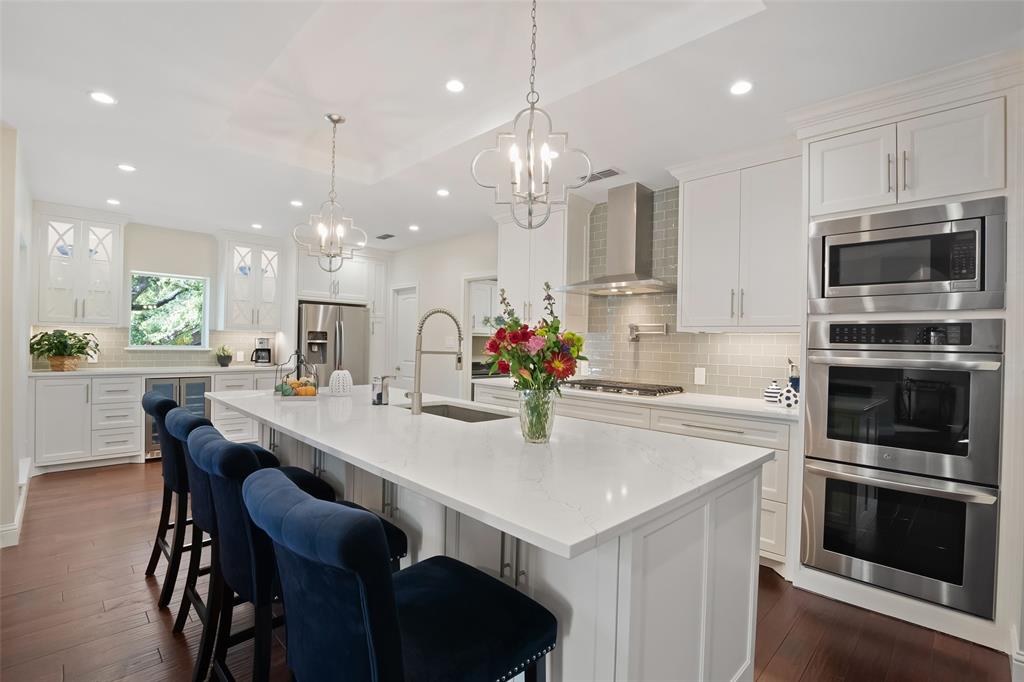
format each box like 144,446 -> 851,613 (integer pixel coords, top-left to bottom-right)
471,0 -> 592,230
293,114 -> 368,272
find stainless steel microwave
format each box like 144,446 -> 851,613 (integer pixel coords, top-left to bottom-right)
808,197 -> 1005,314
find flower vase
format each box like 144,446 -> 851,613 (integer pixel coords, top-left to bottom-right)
519,389 -> 556,444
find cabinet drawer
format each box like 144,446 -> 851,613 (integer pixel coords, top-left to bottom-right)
761,449 -> 789,504
474,385 -> 519,409
650,408 -> 788,450
558,396 -> 651,429
91,377 -> 143,404
213,374 -> 255,420
91,428 -> 142,458
214,417 -> 256,443
92,401 -> 143,430
759,499 -> 787,558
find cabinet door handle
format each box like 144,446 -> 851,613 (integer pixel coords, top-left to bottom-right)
730,289 -> 735,318
902,150 -> 909,191
86,384 -> 90,403
82,299 -> 86,318
73,298 -> 78,319
886,153 -> 893,193
257,309 -> 261,325
740,289 -> 745,318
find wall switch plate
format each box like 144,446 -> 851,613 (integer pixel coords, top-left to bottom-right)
694,367 -> 706,385
236,350 -> 245,361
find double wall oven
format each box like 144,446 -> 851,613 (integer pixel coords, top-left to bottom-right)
802,319 -> 1003,619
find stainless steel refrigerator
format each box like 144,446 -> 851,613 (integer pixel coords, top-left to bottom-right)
297,302 -> 371,387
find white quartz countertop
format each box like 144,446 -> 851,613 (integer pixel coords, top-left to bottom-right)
472,376 -> 800,423
206,386 -> 774,559
30,364 -> 279,377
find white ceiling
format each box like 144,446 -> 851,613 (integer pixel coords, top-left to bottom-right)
3,1 -> 1022,251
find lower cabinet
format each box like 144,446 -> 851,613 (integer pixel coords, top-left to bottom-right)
212,371 -> 276,443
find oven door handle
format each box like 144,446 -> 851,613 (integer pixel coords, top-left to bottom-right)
806,352 -> 1001,372
805,461 -> 997,505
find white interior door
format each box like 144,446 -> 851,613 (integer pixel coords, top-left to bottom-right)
391,285 -> 418,390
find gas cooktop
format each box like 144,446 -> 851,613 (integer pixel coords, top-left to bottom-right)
564,379 -> 684,397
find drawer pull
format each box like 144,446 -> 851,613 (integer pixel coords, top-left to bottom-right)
106,414 -> 130,419
106,439 -> 131,445
105,388 -> 130,393
677,421 -> 745,434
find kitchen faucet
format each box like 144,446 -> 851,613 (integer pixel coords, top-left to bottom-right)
407,308 -> 463,415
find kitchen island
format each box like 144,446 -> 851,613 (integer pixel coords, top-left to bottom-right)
206,386 -> 774,681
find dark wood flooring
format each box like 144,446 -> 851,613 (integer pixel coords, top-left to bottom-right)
0,463 -> 1012,681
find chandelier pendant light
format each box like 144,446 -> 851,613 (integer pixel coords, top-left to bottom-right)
293,114 -> 368,273
471,0 -> 592,230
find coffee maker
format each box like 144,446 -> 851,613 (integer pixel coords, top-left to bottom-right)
251,337 -> 273,365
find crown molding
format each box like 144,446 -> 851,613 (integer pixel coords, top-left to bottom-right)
33,200 -> 128,225
788,49 -> 1024,140
667,137 -> 800,183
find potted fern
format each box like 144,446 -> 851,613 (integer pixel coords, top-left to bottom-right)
29,329 -> 99,371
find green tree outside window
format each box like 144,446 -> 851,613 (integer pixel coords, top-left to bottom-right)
129,273 -> 207,347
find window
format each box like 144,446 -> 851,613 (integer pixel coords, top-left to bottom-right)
129,272 -> 208,348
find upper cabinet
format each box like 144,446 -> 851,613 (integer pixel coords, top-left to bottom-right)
468,280 -> 498,334
809,98 -> 1005,216
224,241 -> 281,331
296,253 -> 383,307
37,215 -> 122,325
678,156 -> 802,332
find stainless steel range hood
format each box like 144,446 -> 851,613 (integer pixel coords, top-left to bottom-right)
562,182 -> 674,296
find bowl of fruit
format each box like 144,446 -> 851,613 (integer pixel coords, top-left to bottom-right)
273,352 -> 320,400
275,376 -> 318,399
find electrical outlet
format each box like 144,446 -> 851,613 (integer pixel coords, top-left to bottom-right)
236,350 -> 245,362
694,367 -> 706,385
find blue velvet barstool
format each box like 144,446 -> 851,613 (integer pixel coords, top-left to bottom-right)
141,391 -> 207,609
188,426 -> 408,681
243,467 -> 558,682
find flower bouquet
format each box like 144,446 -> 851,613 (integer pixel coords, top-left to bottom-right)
483,282 -> 586,443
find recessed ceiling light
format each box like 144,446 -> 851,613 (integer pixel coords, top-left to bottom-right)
117,163 -> 136,172
436,188 -> 450,197
106,198 -> 120,205
290,200 -> 303,207
408,224 -> 420,232
251,223 -> 262,229
90,91 -> 117,105
729,80 -> 753,95
445,79 -> 465,93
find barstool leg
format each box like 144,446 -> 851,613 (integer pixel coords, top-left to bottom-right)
145,487 -> 173,576
211,579 -> 235,678
158,491 -> 189,608
192,540 -> 221,682
252,602 -> 273,682
525,659 -> 545,682
173,522 -> 205,632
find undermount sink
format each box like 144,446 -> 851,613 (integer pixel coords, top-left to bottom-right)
401,403 -> 512,423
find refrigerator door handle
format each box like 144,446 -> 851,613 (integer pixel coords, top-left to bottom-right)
336,321 -> 345,371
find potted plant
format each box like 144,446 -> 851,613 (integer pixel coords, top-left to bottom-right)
483,283 -> 586,443
215,344 -> 233,367
29,329 -> 99,371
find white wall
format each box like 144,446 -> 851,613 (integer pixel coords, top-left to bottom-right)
1,124 -> 34,542
388,227 -> 497,398
124,222 -> 219,279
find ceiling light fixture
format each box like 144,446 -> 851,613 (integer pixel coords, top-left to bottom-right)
436,188 -> 450,197
117,163 -> 136,172
729,80 -> 753,95
471,0 -> 591,230
408,224 -> 420,232
106,198 -> 120,205
445,79 -> 465,93
292,114 -> 368,273
90,91 -> 117,105
290,199 -> 303,207
251,223 -> 263,230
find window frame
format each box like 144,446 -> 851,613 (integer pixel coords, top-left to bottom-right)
127,270 -> 211,350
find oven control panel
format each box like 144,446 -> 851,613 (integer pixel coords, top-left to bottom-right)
829,322 -> 972,346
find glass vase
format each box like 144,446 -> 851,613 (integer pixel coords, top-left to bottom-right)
518,389 -> 557,444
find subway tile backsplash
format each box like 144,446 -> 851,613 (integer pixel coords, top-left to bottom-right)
584,187 -> 800,399
30,325 -> 263,369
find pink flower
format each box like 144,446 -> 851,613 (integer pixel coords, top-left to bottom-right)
524,335 -> 546,354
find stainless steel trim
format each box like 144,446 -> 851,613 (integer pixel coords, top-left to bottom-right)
806,350 -> 1000,371
809,196 -> 1005,239
809,290 -> 1005,314
801,459 -> 998,619
82,299 -> 86,318
74,298 -> 78,319
740,288 -> 745,317
730,289 -> 735,318
886,153 -> 893,193
106,388 -> 130,393
336,321 -> 344,371
105,439 -> 131,446
805,460 -> 997,504
85,383 -> 90,403
807,319 -> 1004,353
902,150 -> 909,190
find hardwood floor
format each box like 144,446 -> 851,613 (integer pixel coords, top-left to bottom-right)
1,463 -> 1012,682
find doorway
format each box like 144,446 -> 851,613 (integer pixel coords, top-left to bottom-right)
390,284 -> 418,391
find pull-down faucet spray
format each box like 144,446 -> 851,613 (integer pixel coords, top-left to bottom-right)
407,308 -> 463,415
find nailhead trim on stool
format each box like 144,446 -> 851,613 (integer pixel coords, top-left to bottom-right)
497,644 -> 556,682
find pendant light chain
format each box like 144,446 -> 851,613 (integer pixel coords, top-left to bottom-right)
328,118 -> 338,202
527,0 -> 539,105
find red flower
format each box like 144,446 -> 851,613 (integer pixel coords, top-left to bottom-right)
543,352 -> 576,380
508,330 -> 523,345
495,328 -> 507,342
484,337 -> 500,355
497,359 -> 510,374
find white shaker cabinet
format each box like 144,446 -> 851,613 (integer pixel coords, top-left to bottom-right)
496,220 -> 532,321
225,241 -> 281,331
296,254 -> 377,305
808,124 -> 897,216
808,97 -> 1005,216
37,216 -> 122,325
468,280 -> 497,334
896,98 -> 1005,204
35,378 -> 92,464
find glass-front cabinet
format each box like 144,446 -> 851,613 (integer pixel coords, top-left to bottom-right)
38,215 -> 122,325
224,240 -> 280,331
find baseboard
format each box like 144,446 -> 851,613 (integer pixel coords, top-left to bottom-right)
0,477 -> 30,548
1012,625 -> 1024,682
32,453 -> 145,475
